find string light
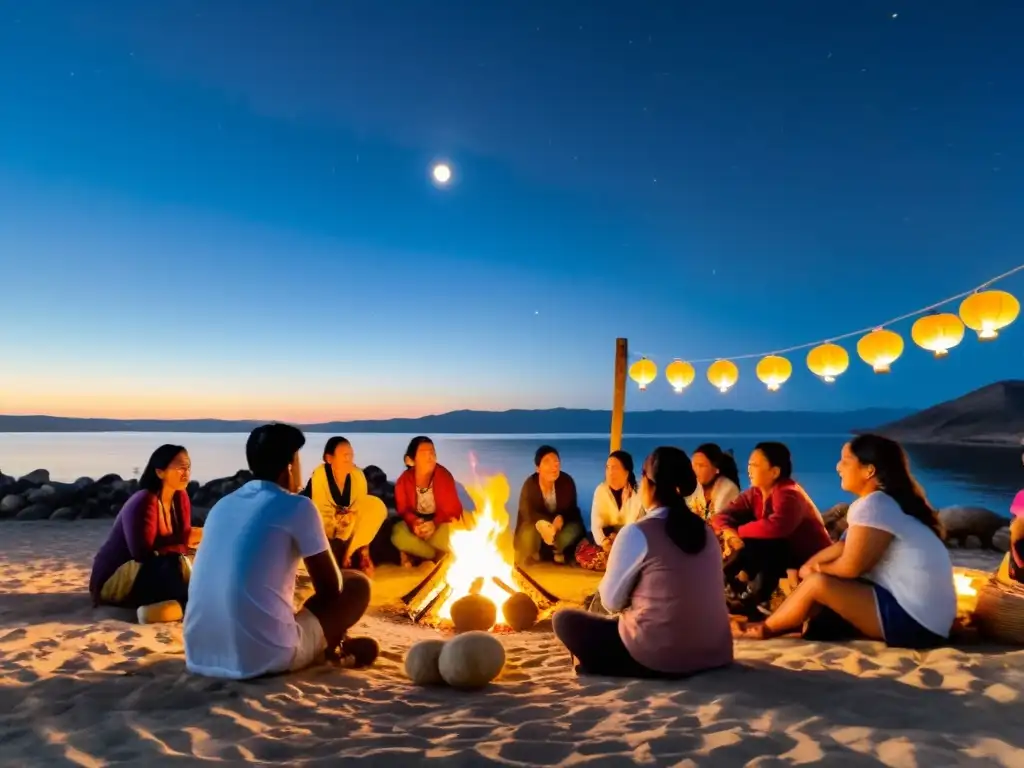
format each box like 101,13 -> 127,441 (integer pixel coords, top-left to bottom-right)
628,264 -> 1022,392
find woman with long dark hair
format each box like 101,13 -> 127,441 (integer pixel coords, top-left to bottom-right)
711,441 -> 831,615
574,450 -> 643,570
89,444 -> 200,624
553,447 -> 733,678
736,434 -> 956,648
690,443 -> 741,521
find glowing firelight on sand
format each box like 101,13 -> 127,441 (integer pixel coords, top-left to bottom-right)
953,572 -> 977,598
435,474 -> 516,623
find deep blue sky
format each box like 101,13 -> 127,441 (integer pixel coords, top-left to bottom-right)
1,1 -> 1021,420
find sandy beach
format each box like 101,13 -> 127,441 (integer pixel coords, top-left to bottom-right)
2,521 -> 1023,766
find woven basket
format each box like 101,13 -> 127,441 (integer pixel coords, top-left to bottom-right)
974,577 -> 1024,645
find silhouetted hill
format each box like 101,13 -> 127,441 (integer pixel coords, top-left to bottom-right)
0,408 -> 910,435
858,380 -> 1024,447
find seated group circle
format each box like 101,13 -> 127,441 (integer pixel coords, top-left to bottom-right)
87,426 -> 1015,682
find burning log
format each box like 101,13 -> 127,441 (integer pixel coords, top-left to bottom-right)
402,554 -> 454,624
511,565 -> 560,606
400,554 -> 450,606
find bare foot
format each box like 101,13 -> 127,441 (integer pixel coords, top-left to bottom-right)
356,547 -> 375,579
400,552 -> 414,569
731,619 -> 774,640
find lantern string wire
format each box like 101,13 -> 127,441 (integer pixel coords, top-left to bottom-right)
632,262 -> 1024,364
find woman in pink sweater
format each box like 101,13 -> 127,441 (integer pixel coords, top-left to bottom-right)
552,447 -> 733,678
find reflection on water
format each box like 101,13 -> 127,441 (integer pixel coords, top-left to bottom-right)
904,443 -> 1022,509
0,432 -> 1020,517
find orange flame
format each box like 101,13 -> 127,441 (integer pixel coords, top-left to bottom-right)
435,474 -> 516,625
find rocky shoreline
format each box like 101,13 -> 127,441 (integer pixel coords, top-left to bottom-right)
0,467 -> 1013,555
0,466 -> 398,523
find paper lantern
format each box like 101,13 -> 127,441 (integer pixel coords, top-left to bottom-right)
665,359 -> 696,393
911,313 -> 965,357
857,329 -> 904,373
755,355 -> 793,391
707,360 -> 739,393
628,358 -> 657,391
958,290 -> 1020,340
806,343 -> 850,383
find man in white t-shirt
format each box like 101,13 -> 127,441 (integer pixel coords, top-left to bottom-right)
184,423 -> 379,679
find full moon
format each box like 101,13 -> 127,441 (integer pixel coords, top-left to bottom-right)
432,163 -> 452,185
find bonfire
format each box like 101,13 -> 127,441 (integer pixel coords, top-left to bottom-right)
401,474 -> 559,630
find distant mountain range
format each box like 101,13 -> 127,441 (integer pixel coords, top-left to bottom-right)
0,407 -> 912,435
863,380 -> 1024,447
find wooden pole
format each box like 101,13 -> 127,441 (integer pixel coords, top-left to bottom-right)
610,337 -> 627,452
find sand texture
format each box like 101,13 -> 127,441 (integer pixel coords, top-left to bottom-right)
2,521 -> 1024,766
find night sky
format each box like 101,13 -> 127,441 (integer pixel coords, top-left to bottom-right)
1,1 -> 1022,421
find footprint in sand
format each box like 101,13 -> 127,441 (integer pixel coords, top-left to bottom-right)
0,628 -> 28,643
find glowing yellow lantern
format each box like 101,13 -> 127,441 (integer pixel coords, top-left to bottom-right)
857,328 -> 904,373
707,360 -> 739,393
958,289 -> 1020,340
806,343 -> 849,383
629,357 -> 657,391
755,355 -> 792,391
665,359 -> 696,393
911,312 -> 965,357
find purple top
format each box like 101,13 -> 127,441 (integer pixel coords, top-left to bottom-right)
89,489 -> 192,601
618,516 -> 733,675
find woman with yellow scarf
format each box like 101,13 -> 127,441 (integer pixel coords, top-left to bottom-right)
301,437 -> 387,577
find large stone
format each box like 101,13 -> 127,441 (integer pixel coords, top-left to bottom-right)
364,465 -> 387,488
191,506 -> 211,526
0,494 -> 26,515
992,526 -> 1011,553
502,592 -> 539,631
50,506 -> 79,521
438,631 -> 506,690
939,506 -> 1006,549
15,504 -> 55,521
26,485 -> 57,504
78,498 -> 104,519
404,639 -> 447,686
18,469 -> 50,485
821,502 -> 850,541
450,594 -> 497,634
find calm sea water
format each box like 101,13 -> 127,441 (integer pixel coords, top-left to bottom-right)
0,432 -> 1020,516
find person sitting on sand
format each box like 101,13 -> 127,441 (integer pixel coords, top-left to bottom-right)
574,451 -> 643,571
690,443 -> 742,521
302,436 -> 387,578
392,436 -> 464,567
89,444 -> 201,624
997,490 -> 1024,585
515,445 -> 586,565
711,442 -> 831,615
184,423 -> 378,679
553,446 -> 733,678
735,435 -> 956,649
